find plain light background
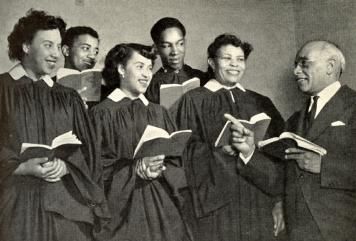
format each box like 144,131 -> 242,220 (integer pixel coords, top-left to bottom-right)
0,0 -> 355,119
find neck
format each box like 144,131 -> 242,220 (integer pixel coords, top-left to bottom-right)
64,61 -> 76,70
163,63 -> 184,71
21,59 -> 41,81
120,88 -> 140,100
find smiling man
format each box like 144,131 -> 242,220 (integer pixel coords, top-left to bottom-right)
61,26 -> 99,71
145,17 -> 207,105
227,40 -> 356,241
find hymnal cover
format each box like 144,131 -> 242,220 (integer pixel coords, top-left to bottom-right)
133,125 -> 192,159
57,68 -> 102,102
258,132 -> 327,160
215,112 -> 271,147
160,77 -> 200,109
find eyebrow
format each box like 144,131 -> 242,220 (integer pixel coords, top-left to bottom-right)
160,38 -> 185,44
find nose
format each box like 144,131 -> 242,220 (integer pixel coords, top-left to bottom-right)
88,50 -> 97,60
294,64 -> 302,75
229,58 -> 239,67
171,44 -> 178,55
142,69 -> 152,79
51,46 -> 60,59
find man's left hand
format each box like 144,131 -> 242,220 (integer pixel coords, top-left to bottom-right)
285,148 -> 321,173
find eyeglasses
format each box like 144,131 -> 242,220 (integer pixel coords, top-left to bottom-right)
216,56 -> 245,64
294,57 -> 325,69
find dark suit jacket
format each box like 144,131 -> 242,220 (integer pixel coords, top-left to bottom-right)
285,85 -> 356,241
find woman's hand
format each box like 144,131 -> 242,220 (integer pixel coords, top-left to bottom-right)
14,157 -> 68,182
43,158 -> 69,182
136,155 -> 166,180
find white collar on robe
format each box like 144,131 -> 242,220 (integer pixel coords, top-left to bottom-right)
9,63 -> 54,87
204,79 -> 246,92
107,88 -> 149,106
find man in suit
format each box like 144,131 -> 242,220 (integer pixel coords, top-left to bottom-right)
225,40 -> 356,241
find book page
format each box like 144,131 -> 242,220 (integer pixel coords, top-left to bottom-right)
51,131 -> 82,149
134,125 -> 170,157
182,77 -> 200,93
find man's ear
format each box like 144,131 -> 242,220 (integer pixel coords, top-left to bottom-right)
61,45 -> 70,57
207,58 -> 215,71
326,57 -> 337,75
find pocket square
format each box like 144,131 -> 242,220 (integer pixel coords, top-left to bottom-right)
331,121 -> 346,126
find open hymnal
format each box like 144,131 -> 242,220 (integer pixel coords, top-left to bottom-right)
258,132 -> 327,160
20,131 -> 82,161
133,125 -> 192,159
215,112 -> 271,147
160,77 -> 200,109
57,68 -> 102,102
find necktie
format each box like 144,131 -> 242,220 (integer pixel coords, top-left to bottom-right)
304,96 -> 319,135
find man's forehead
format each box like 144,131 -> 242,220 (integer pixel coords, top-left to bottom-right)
159,27 -> 184,42
297,45 -> 322,59
73,34 -> 99,46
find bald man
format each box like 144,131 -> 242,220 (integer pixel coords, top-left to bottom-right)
226,40 -> 356,241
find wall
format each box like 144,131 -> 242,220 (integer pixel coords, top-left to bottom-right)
0,0 -> 298,118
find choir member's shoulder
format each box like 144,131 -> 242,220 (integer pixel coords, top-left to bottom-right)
244,88 -> 274,103
0,72 -> 17,86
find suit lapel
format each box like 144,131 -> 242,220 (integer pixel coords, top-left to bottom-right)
306,86 -> 347,141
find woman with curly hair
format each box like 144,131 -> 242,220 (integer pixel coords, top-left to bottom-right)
0,9 -> 109,241
176,34 -> 286,241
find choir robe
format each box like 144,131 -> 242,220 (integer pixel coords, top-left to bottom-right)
0,65 -> 109,241
176,79 -> 285,241
90,88 -> 192,241
145,64 -> 207,122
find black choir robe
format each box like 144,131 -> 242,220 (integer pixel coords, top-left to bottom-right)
145,64 -> 207,104
176,79 -> 285,241
90,88 -> 192,241
0,65 -> 109,241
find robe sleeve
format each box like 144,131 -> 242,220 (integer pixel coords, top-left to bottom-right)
59,91 -> 109,222
0,83 -> 22,185
236,96 -> 285,198
160,108 -> 188,197
176,93 -> 237,217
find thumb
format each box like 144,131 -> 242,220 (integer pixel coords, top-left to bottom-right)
32,157 -> 49,164
151,154 -> 165,161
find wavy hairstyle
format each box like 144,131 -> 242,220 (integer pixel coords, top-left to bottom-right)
7,9 -> 66,61
207,34 -> 253,78
102,43 -> 156,89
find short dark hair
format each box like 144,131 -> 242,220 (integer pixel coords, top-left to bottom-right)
7,9 -> 66,61
62,26 -> 99,47
207,34 -> 253,77
150,17 -> 186,44
102,43 -> 156,88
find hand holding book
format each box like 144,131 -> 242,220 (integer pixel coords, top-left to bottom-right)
136,154 -> 166,180
258,132 -> 327,161
222,113 -> 257,158
133,125 -> 192,159
20,131 -> 82,161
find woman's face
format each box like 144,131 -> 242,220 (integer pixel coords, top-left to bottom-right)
119,51 -> 153,98
209,44 -> 246,86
